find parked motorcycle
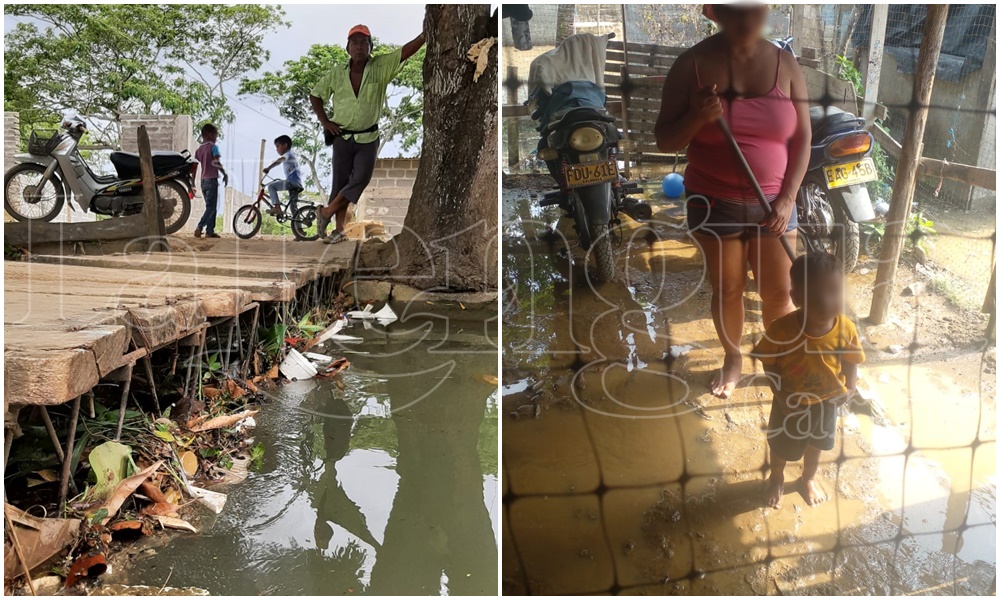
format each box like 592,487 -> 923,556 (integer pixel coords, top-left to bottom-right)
528,33 -> 650,283
772,35 -> 876,272
798,105 -> 877,272
4,117 -> 197,234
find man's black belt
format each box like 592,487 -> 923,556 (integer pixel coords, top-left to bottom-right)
323,123 -> 379,146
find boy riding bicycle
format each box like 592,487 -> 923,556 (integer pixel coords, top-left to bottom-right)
262,135 -> 304,216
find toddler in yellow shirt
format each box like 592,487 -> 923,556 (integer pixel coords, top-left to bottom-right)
751,252 -> 865,508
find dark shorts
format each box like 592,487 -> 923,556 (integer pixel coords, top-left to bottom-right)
685,192 -> 798,237
331,135 -> 379,205
766,396 -> 837,462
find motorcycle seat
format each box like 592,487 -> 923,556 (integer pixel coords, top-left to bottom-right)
110,151 -> 190,178
542,106 -> 614,133
810,106 -> 863,139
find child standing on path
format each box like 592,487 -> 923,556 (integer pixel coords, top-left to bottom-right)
194,123 -> 229,238
751,252 -> 865,508
262,135 -> 304,217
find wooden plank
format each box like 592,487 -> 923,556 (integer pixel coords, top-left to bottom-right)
861,4 -> 889,123
607,40 -> 687,56
917,159 -> 996,191
4,216 -> 147,246
606,51 -> 676,69
874,123 -> 995,190
137,125 -> 166,251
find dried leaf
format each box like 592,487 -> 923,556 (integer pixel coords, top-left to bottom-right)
90,461 -> 163,526
153,429 -> 175,443
154,515 -> 197,533
475,374 -> 499,386
189,410 -> 259,433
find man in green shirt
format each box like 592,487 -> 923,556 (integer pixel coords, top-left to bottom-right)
309,24 -> 425,244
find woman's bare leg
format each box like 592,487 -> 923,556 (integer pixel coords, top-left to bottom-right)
748,230 -> 796,327
692,231 -> 748,398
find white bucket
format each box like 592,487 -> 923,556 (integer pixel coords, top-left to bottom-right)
279,348 -> 318,380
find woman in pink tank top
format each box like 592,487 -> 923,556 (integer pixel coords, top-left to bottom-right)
654,5 -> 811,399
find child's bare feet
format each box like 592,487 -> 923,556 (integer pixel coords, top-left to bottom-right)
802,478 -> 827,506
764,472 -> 784,508
710,353 -> 742,399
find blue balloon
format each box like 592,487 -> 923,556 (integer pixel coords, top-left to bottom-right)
662,172 -> 685,198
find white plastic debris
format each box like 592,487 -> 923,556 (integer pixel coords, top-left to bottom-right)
346,303 -> 397,326
669,345 -> 693,358
303,352 -> 333,364
187,485 -> 227,514
280,348 -> 318,380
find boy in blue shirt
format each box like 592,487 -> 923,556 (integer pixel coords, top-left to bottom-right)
262,135 -> 304,217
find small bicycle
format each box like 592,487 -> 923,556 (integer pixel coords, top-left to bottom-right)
232,175 -> 320,241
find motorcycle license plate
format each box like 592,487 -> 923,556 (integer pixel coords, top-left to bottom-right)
564,160 -> 617,189
824,157 -> 877,189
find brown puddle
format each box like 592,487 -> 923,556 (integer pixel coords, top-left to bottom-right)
501,179 -> 996,595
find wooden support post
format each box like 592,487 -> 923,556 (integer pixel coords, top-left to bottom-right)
619,4 -> 632,178
114,363 -> 134,441
869,5 -> 948,324
58,395 -> 81,510
38,407 -> 65,463
138,125 -> 167,252
506,66 -> 520,168
986,247 -> 996,344
861,5 -> 888,123
142,355 -> 159,410
790,4 -> 805,55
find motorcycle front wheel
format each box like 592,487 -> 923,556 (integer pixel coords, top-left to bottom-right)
4,163 -> 66,222
158,181 -> 192,235
799,174 -> 860,273
233,204 -> 262,239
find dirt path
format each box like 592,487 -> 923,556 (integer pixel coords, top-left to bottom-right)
501,176 -> 995,595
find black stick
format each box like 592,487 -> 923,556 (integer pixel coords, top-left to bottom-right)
716,118 -> 796,261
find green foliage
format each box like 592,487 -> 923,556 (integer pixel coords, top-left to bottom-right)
5,243 -> 24,261
261,323 -> 287,358
239,42 -> 425,196
835,55 -> 864,97
867,141 -> 895,200
249,443 -> 265,471
4,4 -> 287,145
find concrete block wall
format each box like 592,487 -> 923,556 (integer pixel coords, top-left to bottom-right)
357,158 -> 418,236
119,114 -> 202,231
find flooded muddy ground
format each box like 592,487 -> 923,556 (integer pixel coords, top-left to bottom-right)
106,317 -> 499,595
501,174 -> 996,595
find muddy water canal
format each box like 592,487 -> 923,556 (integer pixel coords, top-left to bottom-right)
110,317 -> 499,595
501,178 -> 995,595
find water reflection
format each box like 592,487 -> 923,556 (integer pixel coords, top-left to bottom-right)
112,320 -> 498,596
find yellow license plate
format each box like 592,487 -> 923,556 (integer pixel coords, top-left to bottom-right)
564,160 -> 618,189
824,157 -> 877,189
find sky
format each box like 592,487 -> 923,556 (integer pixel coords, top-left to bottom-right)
5,4 -> 428,196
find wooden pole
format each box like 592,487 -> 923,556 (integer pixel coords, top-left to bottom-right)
869,4 -> 948,324
861,5 -> 889,123
57,395 -> 81,510
138,125 -> 166,252
619,4 -> 632,178
506,66 -> 520,167
4,505 -> 38,595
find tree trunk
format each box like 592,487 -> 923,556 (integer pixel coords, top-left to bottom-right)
358,5 -> 498,292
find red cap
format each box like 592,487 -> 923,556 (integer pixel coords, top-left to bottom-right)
702,5 -> 718,22
348,24 -> 371,39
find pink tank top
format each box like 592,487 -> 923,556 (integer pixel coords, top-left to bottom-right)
684,48 -> 797,200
